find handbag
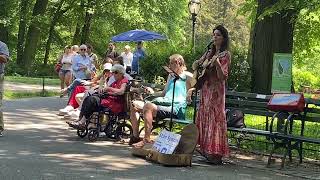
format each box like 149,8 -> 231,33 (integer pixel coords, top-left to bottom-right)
54,63 -> 62,73
226,109 -> 245,128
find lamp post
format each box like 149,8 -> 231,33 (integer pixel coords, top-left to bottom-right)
188,0 -> 201,53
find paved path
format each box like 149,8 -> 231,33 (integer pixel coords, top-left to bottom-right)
0,97 -> 317,179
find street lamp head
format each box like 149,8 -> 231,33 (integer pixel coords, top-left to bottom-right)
188,0 -> 201,16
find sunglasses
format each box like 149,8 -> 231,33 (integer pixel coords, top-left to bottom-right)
113,71 -> 119,74
80,49 -> 86,51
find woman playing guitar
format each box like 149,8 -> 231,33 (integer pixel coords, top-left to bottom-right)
188,25 -> 231,164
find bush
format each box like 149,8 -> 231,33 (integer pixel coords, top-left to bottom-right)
293,68 -> 320,92
140,48 -> 204,83
227,48 -> 251,91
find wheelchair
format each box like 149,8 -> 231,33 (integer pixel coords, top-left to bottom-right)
76,107 -> 133,142
76,82 -> 137,142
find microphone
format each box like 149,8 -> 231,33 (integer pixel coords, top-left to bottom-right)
206,40 -> 213,49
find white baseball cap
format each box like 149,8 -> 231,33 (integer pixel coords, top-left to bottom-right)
103,63 -> 112,71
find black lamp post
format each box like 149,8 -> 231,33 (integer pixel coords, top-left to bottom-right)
188,0 -> 201,53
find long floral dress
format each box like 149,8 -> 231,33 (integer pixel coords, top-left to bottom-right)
196,50 -> 231,157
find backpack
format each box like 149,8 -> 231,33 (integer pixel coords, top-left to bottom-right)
226,109 -> 245,128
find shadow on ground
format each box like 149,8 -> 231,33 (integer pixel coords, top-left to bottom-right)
0,97 -> 315,180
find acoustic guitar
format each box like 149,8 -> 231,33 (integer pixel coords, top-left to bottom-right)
191,51 -> 227,88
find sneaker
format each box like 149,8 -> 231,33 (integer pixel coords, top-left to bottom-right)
58,105 -> 74,116
68,109 -> 80,120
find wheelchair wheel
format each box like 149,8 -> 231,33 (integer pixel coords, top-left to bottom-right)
115,123 -> 133,140
88,129 -> 99,142
77,128 -> 88,138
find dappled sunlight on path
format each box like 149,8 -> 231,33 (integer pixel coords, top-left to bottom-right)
0,97 -> 312,179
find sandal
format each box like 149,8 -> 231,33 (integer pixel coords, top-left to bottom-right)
66,119 -> 79,126
132,139 -> 154,148
69,121 -> 86,130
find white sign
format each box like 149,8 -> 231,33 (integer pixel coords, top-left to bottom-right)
152,130 -> 181,154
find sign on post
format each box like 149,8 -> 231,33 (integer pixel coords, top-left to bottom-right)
271,53 -> 293,93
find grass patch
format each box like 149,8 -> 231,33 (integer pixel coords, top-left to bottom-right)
4,90 -> 60,100
229,114 -> 320,160
5,76 -> 60,86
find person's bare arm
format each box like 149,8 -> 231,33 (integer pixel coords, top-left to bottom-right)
105,83 -> 127,95
161,75 -> 170,97
0,55 -> 8,63
213,52 -> 231,81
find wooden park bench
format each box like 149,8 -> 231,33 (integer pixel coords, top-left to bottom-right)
135,80 -> 320,167
226,91 -> 320,167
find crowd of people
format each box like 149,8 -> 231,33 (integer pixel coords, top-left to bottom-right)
57,25 -> 231,165
56,42 -> 146,96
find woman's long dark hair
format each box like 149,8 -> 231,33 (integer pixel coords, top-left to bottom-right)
209,25 -> 229,57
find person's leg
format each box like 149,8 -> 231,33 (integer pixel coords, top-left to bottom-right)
142,102 -> 158,141
59,71 -> 65,90
80,95 -> 100,121
0,74 -> 4,135
75,93 -> 84,106
68,85 -> 86,109
68,95 -> 100,129
64,71 -> 72,87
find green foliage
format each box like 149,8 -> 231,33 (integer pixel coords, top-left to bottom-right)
140,46 -> 204,83
140,45 -> 252,91
293,68 -> 320,92
227,47 -> 251,91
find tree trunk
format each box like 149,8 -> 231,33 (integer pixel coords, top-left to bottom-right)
80,11 -> 93,44
22,0 -> 49,74
0,25 -> 8,44
251,0 -> 295,94
0,0 -> 9,43
72,0 -> 85,45
72,22 -> 82,45
43,0 -> 66,65
16,0 -> 29,66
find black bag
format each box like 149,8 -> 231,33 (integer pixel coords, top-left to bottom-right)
226,109 -> 245,128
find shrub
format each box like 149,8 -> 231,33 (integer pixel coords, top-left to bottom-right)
227,48 -> 251,91
293,67 -> 320,92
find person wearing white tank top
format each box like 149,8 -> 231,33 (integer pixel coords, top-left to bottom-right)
58,45 -> 74,94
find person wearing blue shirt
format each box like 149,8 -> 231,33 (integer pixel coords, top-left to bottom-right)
72,44 -> 94,80
129,54 -> 192,147
0,41 -> 9,136
131,41 -> 146,75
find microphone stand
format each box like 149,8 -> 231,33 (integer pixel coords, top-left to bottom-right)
162,66 -> 181,131
169,75 -> 179,131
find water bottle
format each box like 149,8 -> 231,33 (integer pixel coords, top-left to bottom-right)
99,76 -> 105,90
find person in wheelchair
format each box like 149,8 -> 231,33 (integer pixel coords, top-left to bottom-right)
67,64 -> 129,130
129,54 -> 192,147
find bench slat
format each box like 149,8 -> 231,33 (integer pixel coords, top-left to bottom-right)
226,91 -> 272,100
226,107 -> 275,117
228,127 -> 271,136
274,134 -> 320,144
226,99 -> 268,108
162,118 -> 192,125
